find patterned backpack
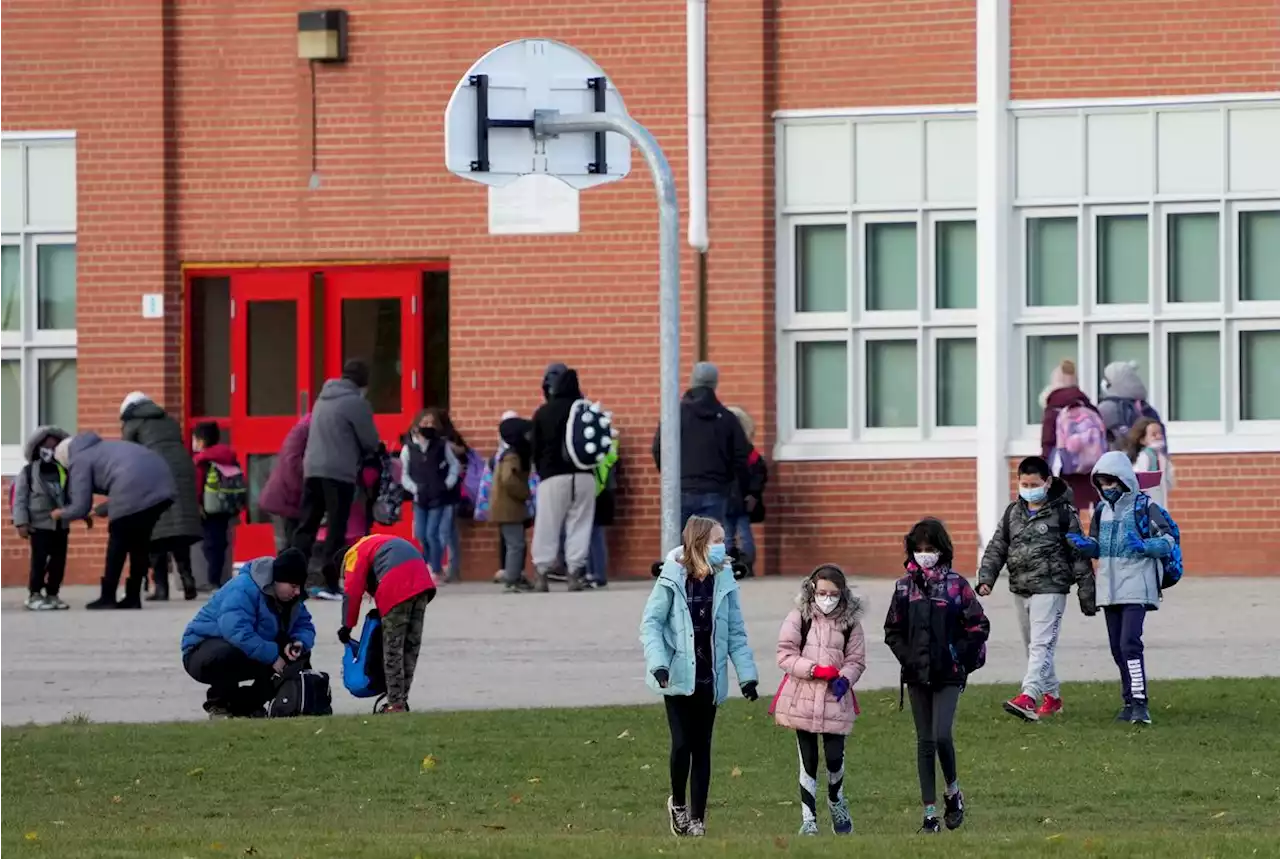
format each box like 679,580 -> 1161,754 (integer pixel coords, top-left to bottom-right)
203,462 -> 247,516
565,399 -> 617,471
1135,493 -> 1183,590
456,448 -> 485,520
1054,404 -> 1108,476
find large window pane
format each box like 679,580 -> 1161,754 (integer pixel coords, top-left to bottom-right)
1,359 -> 19,444
866,223 -> 917,311
1098,333 -> 1149,386
796,224 -> 847,313
1169,331 -> 1221,421
36,243 -> 75,330
1097,215 -> 1148,304
867,339 -> 918,428
1027,217 -> 1078,307
245,453 -> 277,525
190,277 -> 231,418
37,358 -> 76,434
935,220 -> 976,310
1240,211 -> 1280,302
342,297 -> 402,414
936,337 -> 977,427
246,300 -> 298,417
1168,213 -> 1219,303
1241,330 -> 1280,421
1,246 -> 19,332
797,341 -> 847,430
1026,334 -> 1078,423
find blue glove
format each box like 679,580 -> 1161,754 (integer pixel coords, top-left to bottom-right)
1067,533 -> 1100,558
830,676 -> 850,701
1127,532 -> 1172,558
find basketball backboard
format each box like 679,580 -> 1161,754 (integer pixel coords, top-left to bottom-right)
444,39 -> 632,190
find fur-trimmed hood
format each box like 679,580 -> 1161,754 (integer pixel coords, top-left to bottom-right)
793,578 -> 866,630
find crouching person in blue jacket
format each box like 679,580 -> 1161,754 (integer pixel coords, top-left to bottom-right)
180,548 -> 315,719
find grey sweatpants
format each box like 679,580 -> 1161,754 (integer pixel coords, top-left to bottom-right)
531,473 -> 595,572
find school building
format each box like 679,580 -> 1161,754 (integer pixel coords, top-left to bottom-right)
2,1 -> 1277,586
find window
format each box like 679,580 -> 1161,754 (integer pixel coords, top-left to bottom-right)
936,337 -> 977,427
1096,215 -> 1148,305
796,224 -> 847,313
865,223 -> 917,311
1168,212 -> 1219,303
1026,334 -> 1078,423
1240,330 -> 1280,421
1027,217 -> 1077,307
1240,210 -> 1280,302
936,221 -> 976,310
866,339 -> 917,427
796,340 -> 848,430
1168,331 -> 1221,422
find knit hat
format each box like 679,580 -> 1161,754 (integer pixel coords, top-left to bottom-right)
500,409 -> 519,421
272,548 -> 309,587
120,391 -> 149,417
342,360 -> 370,389
53,436 -> 73,467
690,361 -> 719,390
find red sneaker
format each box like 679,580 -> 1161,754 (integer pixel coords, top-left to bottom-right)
1003,693 -> 1039,721
1036,694 -> 1063,717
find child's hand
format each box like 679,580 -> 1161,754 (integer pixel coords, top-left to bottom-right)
812,665 -> 840,681
653,668 -> 670,688
976,583 -> 992,596
49,509 -> 63,521
741,681 -> 759,701
16,525 -> 29,539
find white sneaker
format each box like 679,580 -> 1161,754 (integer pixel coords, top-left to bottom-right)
44,595 -> 70,610
308,588 -> 342,601
687,819 -> 706,837
25,593 -> 50,611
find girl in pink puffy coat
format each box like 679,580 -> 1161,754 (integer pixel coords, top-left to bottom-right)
772,564 -> 867,837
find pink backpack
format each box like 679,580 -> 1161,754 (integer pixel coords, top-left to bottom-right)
1054,405 -> 1107,476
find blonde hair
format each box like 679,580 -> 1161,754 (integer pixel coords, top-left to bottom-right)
727,406 -> 755,442
681,515 -> 721,580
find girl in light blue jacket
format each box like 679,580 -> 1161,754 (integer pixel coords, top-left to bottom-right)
639,515 -> 759,839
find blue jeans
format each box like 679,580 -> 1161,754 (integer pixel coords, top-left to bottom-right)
414,504 -> 455,575
587,526 -> 608,584
200,515 -> 232,589
724,514 -> 755,565
681,492 -> 728,529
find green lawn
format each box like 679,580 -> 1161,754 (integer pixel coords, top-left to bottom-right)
3,679 -> 1277,858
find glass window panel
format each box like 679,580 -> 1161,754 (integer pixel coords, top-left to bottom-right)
341,297 -> 402,414
1026,334 -> 1078,423
936,337 -> 977,427
36,243 -> 75,330
795,224 -> 847,313
796,341 -> 848,430
866,222 -> 918,311
867,339 -> 918,428
37,358 -> 76,434
245,453 -> 277,525
1168,331 -> 1221,421
1168,213 -> 1219,303
246,300 -> 298,417
935,220 -> 977,310
1098,333 -> 1149,387
1097,215 -> 1148,305
2,246 -> 19,332
1240,211 -> 1280,302
1,358 -> 20,445
1027,217 -> 1078,307
190,277 -> 231,417
1241,330 -> 1280,421
422,270 -> 451,410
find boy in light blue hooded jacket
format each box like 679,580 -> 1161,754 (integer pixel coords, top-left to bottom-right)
1067,450 -> 1175,725
639,515 -> 759,838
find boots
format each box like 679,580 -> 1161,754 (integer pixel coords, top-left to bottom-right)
85,576 -> 120,610
177,563 -> 198,601
147,571 -> 170,601
117,572 -> 145,609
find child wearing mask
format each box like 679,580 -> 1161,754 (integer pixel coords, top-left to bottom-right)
978,456 -> 1096,721
1067,450 -> 1175,725
400,409 -> 460,579
885,518 -> 990,835
12,426 -> 75,610
640,515 -> 759,838
1125,418 -> 1173,510
772,564 -> 866,836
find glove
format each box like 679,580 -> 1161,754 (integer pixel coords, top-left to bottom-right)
741,681 -> 759,701
653,668 -> 670,688
1067,533 -> 1100,557
1123,531 -> 1147,555
830,676 -> 850,701
336,627 -> 351,644
812,665 -> 840,681
1078,592 -> 1098,617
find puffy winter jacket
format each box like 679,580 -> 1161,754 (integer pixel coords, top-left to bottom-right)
651,386 -> 751,497
1089,450 -> 1173,609
121,399 -> 202,543
59,432 -> 176,522
773,583 -> 866,736
884,565 -> 990,689
304,378 -> 381,483
978,476 -> 1095,603
340,534 -> 436,629
259,417 -> 309,519
180,558 -> 316,664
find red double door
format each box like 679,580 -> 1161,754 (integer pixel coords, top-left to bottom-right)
222,266 -> 432,559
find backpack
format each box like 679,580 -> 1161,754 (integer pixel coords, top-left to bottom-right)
473,452 -> 499,522
1089,492 -> 1183,590
202,462 -> 247,516
342,610 -> 387,701
371,452 -> 407,527
1053,405 -> 1108,476
267,665 -> 333,718
565,399 -> 617,471
1102,397 -> 1164,449
456,448 -> 485,520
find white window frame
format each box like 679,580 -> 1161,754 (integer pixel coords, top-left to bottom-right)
1234,319 -> 1280,438
860,328 -> 922,442
929,328 -> 980,440
1161,203 -> 1224,315
1019,206 -> 1082,322
784,329 -> 853,446
786,214 -> 853,330
929,211 -> 981,325
1232,201 -> 1280,318
1162,320 -> 1227,436
859,211 -> 922,325
1090,204 -> 1153,315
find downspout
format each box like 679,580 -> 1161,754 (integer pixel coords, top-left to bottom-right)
688,0 -> 710,359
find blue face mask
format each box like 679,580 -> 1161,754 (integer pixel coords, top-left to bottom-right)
1102,487 -> 1123,504
707,543 -> 727,566
1019,485 -> 1048,505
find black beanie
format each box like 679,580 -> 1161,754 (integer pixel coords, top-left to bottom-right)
272,548 -> 309,586
343,359 -> 371,389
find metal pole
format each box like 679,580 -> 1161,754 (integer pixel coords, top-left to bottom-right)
536,112 -> 683,555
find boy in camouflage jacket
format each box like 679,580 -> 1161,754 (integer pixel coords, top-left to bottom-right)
978,456 -> 1095,722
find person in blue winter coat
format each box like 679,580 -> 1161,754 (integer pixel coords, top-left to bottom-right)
639,515 -> 759,839
1067,450 -> 1175,726
181,548 -> 315,718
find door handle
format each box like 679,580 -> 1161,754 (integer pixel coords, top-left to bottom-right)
300,389 -> 309,415
411,370 -> 418,390
230,373 -> 236,395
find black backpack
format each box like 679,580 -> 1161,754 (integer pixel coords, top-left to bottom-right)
267,664 -> 333,718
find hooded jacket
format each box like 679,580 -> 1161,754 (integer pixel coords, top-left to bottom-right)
12,426 -> 70,531
121,398 -> 202,543
340,533 -> 437,629
58,432 -> 176,522
651,386 -> 751,497
773,581 -> 867,736
1097,362 -> 1167,450
884,563 -> 990,689
303,378 -> 382,483
978,477 -> 1095,604
180,558 -> 316,663
192,443 -> 240,508
531,366 -> 590,479
259,416 -> 310,519
1089,450 -> 1174,609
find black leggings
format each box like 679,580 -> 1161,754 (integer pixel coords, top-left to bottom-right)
796,731 -> 846,821
907,685 -> 962,805
665,685 -> 717,821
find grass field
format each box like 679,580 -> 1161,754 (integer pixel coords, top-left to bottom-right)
3,679 -> 1277,858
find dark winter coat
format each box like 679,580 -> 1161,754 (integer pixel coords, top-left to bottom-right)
59,432 -> 176,522
884,565 -> 990,689
121,400 -> 201,544
651,386 -> 751,498
531,367 -> 590,479
728,447 -> 769,519
259,416 -> 309,520
977,477 -> 1095,607
304,378 -> 381,484
1040,385 -> 1101,508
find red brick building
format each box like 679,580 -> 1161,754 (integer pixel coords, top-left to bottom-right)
2,0 -> 1278,587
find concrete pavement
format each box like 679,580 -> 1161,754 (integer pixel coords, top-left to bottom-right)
2,576 -> 1276,726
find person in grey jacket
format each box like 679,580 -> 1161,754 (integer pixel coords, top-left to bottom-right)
53,432 -> 177,610
12,426 -> 75,610
292,359 -> 382,600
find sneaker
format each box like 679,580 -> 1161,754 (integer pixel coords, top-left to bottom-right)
566,572 -> 586,592
502,582 -> 526,594
204,703 -> 233,720
1129,701 -> 1152,724
25,593 -> 52,611
919,815 -> 942,834
308,588 -> 343,601
829,797 -> 853,835
43,595 -> 70,611
546,569 -> 568,583
798,819 -> 819,836
534,570 -> 550,593
667,796 -> 690,836
1036,694 -> 1063,718
686,819 -> 706,837
492,569 -> 506,584
1115,703 -> 1134,723
1003,693 -> 1039,721
943,791 -> 965,830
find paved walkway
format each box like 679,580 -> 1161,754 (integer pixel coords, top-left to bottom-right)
2,577 -> 1275,726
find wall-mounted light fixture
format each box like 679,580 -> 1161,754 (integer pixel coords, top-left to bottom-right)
297,10 -> 348,63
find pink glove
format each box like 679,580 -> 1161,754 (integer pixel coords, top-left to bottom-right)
812,665 -> 840,681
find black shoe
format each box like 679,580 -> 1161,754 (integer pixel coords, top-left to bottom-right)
1129,701 -> 1152,724
178,568 -> 198,600
146,576 -> 169,601
667,795 -> 690,836
943,791 -> 965,830
919,816 -> 942,834
1115,703 -> 1134,723
86,577 -> 119,610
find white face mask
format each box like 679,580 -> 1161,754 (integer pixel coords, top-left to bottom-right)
914,551 -> 940,570
815,595 -> 840,615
